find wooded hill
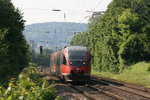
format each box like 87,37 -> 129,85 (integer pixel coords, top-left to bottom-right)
23,22 -> 88,52
70,0 -> 150,73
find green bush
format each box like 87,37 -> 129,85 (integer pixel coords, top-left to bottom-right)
0,65 -> 57,100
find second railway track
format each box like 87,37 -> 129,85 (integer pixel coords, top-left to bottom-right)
90,76 -> 150,100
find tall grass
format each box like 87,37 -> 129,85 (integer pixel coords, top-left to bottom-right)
92,62 -> 150,87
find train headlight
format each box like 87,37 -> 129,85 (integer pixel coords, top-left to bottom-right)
83,62 -> 86,64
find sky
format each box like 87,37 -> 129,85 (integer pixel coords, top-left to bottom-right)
11,0 -> 112,25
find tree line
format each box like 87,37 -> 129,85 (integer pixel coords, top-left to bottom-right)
0,0 -> 29,86
70,0 -> 150,73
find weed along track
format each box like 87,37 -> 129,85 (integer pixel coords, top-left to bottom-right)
41,68 -> 150,100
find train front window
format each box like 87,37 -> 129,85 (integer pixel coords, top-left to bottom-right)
68,51 -> 88,67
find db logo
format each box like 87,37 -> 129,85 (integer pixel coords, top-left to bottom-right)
76,68 -> 79,70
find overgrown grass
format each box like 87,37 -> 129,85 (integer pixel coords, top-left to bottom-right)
92,62 -> 150,88
0,63 -> 59,100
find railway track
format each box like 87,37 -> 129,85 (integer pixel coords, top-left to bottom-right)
67,76 -> 150,100
48,77 -> 127,99
61,76 -> 150,100
69,83 -> 120,100
92,75 -> 150,93
90,76 -> 150,100
70,83 -> 128,100
47,76 -> 120,100
40,68 -> 150,100
41,70 -> 121,100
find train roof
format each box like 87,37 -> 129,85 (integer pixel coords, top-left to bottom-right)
65,46 -> 88,52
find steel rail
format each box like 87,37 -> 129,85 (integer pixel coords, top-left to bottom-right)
91,78 -> 150,99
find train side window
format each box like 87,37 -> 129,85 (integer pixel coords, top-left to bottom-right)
63,55 -> 67,65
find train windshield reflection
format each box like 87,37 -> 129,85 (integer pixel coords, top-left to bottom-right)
68,51 -> 88,67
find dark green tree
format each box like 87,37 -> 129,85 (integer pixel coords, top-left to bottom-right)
0,0 -> 29,86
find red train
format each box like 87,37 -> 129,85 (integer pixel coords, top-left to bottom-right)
50,46 -> 91,82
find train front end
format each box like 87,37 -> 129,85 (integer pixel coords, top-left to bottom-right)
62,46 -> 91,82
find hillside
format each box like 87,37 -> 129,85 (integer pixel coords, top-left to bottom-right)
23,22 -> 88,52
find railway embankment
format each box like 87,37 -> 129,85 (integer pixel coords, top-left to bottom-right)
92,62 -> 150,88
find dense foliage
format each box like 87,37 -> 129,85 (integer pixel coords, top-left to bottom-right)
0,65 -> 57,100
0,0 -> 29,86
70,0 -> 150,72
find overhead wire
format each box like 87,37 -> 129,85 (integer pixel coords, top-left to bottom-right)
80,0 -> 104,23
92,0 -> 104,11
69,0 -> 104,34
15,0 -> 105,24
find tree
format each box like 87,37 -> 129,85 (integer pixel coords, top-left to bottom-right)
0,0 -> 29,86
0,30 -> 9,78
70,0 -> 150,72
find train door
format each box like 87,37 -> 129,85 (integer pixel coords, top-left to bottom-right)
60,52 -> 67,71
60,51 -> 67,80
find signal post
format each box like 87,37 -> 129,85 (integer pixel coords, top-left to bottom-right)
40,46 -> 43,72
